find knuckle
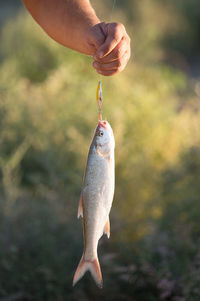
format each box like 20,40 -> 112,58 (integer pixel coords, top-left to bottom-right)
117,58 -> 126,72
114,47 -> 122,58
116,23 -> 125,35
115,22 -> 124,30
110,22 -> 126,36
111,22 -> 124,38
116,59 -> 122,68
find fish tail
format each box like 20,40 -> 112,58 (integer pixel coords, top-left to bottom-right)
73,254 -> 103,288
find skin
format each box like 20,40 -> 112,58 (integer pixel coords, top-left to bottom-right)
22,0 -> 131,76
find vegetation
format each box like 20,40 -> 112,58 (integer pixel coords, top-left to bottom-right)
0,1 -> 200,300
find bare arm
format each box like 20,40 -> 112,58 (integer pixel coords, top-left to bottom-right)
22,0 -> 131,76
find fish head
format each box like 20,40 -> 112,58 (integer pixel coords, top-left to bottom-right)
94,120 -> 115,156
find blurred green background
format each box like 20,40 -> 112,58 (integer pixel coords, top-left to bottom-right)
0,0 -> 200,300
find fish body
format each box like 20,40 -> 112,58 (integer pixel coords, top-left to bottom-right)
73,120 -> 115,288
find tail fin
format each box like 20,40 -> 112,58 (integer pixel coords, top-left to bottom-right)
73,255 -> 103,288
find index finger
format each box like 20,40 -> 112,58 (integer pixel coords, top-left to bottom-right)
94,23 -> 124,59
94,36 -> 129,64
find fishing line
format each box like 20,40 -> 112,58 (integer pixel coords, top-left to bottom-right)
96,0 -> 117,121
109,0 -> 116,22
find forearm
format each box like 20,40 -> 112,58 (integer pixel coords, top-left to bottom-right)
22,0 -> 100,55
22,0 -> 131,76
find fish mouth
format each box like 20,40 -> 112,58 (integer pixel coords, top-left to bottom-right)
98,121 -> 107,129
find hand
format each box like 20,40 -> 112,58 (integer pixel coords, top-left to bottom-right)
86,22 -> 131,76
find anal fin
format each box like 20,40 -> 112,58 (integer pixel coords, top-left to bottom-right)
77,194 -> 83,219
104,218 -> 110,239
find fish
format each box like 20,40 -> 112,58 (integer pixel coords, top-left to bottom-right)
73,120 -> 115,288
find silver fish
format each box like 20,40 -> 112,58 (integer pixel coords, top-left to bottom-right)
73,120 -> 115,288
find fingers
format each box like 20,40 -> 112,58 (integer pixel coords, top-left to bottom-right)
95,22 -> 123,58
93,22 -> 131,76
95,35 -> 129,64
93,50 -> 130,76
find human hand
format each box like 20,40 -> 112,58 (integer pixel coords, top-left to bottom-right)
86,22 -> 131,76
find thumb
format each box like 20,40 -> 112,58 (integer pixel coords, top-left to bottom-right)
86,23 -> 106,54
95,23 -> 122,59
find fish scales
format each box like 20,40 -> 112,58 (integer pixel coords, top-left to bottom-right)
73,120 -> 115,288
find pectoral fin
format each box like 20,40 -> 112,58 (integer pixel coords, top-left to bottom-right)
104,218 -> 110,239
77,194 -> 83,219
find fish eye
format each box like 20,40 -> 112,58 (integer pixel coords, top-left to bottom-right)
99,131 -> 104,137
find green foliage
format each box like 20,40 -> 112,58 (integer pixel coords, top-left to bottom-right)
0,2 -> 200,300
0,12 -> 59,82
